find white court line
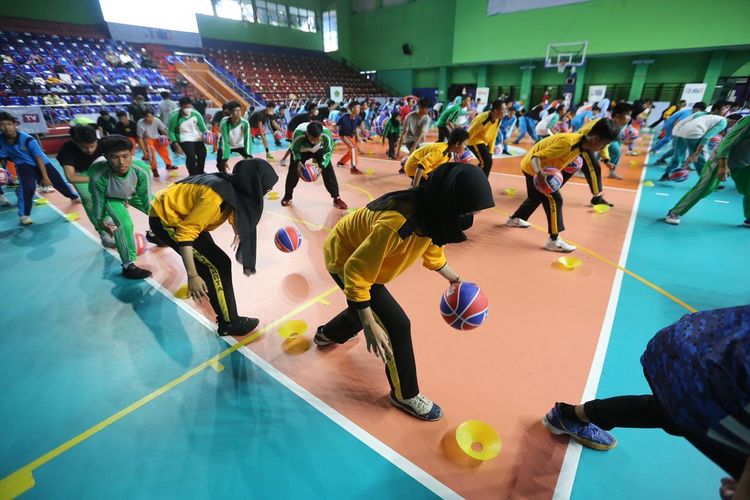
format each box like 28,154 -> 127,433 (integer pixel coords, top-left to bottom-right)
715,200 -> 730,204
552,139 -> 652,500
42,199 -> 462,499
655,192 -> 669,197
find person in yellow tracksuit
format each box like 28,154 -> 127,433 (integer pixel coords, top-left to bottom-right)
576,102 -> 634,207
315,163 -> 495,421
404,128 -> 469,188
506,120 -> 619,253
466,99 -> 507,177
149,158 -> 278,336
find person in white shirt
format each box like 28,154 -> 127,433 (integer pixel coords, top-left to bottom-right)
662,101 -> 730,181
157,91 -> 178,124
535,105 -> 565,140
137,109 -> 173,177
167,97 -> 209,176
216,101 -> 252,173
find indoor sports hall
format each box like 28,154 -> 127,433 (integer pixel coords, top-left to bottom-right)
1,1 -> 749,499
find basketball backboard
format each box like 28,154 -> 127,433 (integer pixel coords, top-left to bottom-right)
546,41 -> 588,73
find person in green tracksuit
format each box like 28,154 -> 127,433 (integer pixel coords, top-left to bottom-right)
436,95 -> 471,142
89,135 -> 153,279
216,100 -> 252,173
167,97 -> 209,176
281,121 -> 347,210
664,113 -> 749,227
381,111 -> 402,160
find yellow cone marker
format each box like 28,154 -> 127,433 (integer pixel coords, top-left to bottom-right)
592,204 -> 610,214
174,284 -> 189,299
267,191 -> 279,200
503,188 -> 517,196
33,198 -> 48,206
278,319 -> 307,339
282,335 -> 311,354
455,420 -> 502,461
643,180 -> 655,187
364,168 -> 375,175
65,212 -> 80,222
558,256 -> 582,270
629,160 -> 638,166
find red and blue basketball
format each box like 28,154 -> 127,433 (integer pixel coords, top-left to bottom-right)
298,161 -> 319,182
554,120 -> 570,133
134,232 -> 146,256
669,168 -> 690,182
274,226 -> 302,253
709,134 -> 723,147
274,130 -> 284,141
158,135 -> 170,146
439,282 -> 489,331
203,131 -> 216,145
563,156 -> 583,174
454,149 -> 475,164
0,168 -> 10,186
533,167 -> 564,194
621,126 -> 639,143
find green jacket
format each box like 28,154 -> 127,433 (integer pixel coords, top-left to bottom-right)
436,104 -> 463,128
291,123 -> 334,168
382,117 -> 402,137
716,115 -> 750,170
88,159 -> 152,225
219,116 -> 252,157
167,109 -> 208,143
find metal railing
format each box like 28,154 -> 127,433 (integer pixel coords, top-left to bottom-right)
175,56 -> 263,109
202,58 -> 264,108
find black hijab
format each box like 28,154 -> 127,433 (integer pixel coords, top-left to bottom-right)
366,163 -> 495,246
178,158 -> 278,275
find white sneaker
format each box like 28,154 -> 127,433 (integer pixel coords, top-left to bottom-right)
545,237 -> 576,253
389,392 -> 443,421
664,212 -> 680,225
506,217 -> 530,228
39,185 -> 55,193
100,232 -> 116,248
0,194 -> 9,206
279,158 -> 288,167
19,215 -> 33,225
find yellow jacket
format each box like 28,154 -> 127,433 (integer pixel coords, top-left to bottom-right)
467,111 -> 501,154
521,133 -> 585,176
404,142 -> 450,178
150,183 -> 233,243
324,208 -> 447,304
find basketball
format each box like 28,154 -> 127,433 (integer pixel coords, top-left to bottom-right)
274,130 -> 284,141
710,134 -> 723,147
533,167 -> 564,194
554,120 -> 570,133
400,156 -> 409,168
563,156 -> 583,174
203,131 -> 216,145
669,168 -> 690,182
274,226 -> 302,253
454,149 -> 476,164
134,232 -> 146,256
0,168 -> 10,186
158,135 -> 169,146
439,282 -> 489,331
298,161 -> 319,182
622,126 -> 639,143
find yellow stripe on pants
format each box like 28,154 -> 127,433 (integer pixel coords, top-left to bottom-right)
547,193 -> 559,235
193,249 -> 231,323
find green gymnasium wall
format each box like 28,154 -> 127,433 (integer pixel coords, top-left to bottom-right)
196,14 -> 323,51
1,0 -> 104,25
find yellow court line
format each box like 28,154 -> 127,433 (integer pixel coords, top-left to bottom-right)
0,285 -> 340,499
265,209 -> 332,231
347,183 -> 375,201
491,207 -> 697,313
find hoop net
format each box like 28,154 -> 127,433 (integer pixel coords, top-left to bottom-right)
557,61 -> 568,73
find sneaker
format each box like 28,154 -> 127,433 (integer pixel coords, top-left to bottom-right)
590,195 -> 614,207
280,158 -> 288,167
389,392 -> 443,421
313,326 -> 358,346
545,237 -> 576,253
145,230 -> 168,247
506,217 -> 530,228
166,165 -> 178,170
122,263 -> 152,280
627,151 -> 639,156
542,404 -> 617,451
335,162 -> 345,168
152,169 -> 160,178
0,194 -> 9,206
100,232 -> 116,248
658,173 -> 670,182
742,219 -> 750,228
19,215 -> 33,225
217,316 -> 260,336
398,167 -> 405,174
664,212 -> 680,225
607,171 -> 623,179
332,197 -> 348,209
266,153 -> 275,160
350,166 -> 363,175
281,198 -> 292,207
502,149 -> 510,155
40,185 -> 55,193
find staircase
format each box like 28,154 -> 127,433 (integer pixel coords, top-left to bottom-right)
174,58 -> 252,110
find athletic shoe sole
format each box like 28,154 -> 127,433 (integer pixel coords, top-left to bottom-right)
541,415 -> 616,451
389,393 -> 443,421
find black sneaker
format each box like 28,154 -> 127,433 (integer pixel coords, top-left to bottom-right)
122,263 -> 152,280
591,195 -> 614,207
217,316 -> 260,336
145,230 -> 168,247
313,326 -> 358,346
658,173 -> 670,182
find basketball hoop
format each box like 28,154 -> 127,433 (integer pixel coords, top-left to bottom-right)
557,61 -> 568,74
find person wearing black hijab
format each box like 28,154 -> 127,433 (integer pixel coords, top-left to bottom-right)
314,163 -> 495,421
148,158 -> 278,336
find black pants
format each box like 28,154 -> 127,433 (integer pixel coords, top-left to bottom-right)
149,217 -> 239,325
581,150 -> 603,196
180,141 -> 207,176
468,143 -> 493,177
216,147 -> 250,173
284,152 -> 340,200
437,125 -> 449,142
583,394 -> 745,479
321,274 -> 419,400
386,134 -> 399,158
512,172 -> 569,238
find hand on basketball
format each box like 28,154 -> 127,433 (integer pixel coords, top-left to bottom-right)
188,275 -> 209,300
362,317 -> 393,361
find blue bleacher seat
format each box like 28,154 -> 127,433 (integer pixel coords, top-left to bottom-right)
10,97 -> 26,105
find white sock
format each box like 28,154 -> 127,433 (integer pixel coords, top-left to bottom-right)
122,261 -> 133,268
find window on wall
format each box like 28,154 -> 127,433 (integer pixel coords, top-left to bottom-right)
240,1 -> 255,22
322,10 -> 338,52
289,5 -> 317,32
216,0 -> 243,20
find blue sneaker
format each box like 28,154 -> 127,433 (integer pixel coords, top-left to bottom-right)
389,392 -> 443,421
542,405 -> 617,451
